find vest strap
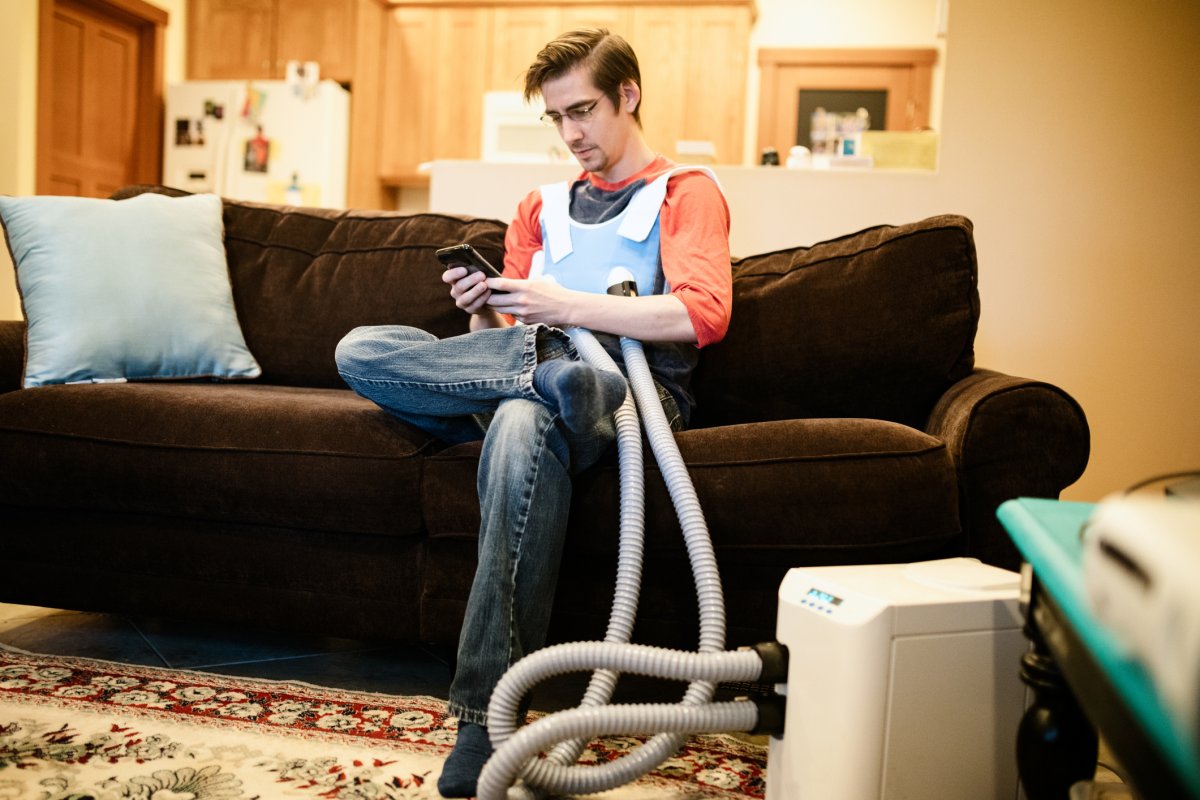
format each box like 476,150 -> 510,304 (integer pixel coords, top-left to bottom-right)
539,182 -> 573,263
618,165 -> 722,242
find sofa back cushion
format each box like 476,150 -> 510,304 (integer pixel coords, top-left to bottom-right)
112,186 -> 508,388
691,215 -> 980,430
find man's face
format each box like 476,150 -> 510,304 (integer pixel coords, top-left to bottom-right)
540,66 -> 634,181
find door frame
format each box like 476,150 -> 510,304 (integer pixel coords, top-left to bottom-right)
756,48 -> 937,157
36,0 -> 168,195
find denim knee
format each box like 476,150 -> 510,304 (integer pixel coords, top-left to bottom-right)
334,326 -> 375,376
485,398 -> 570,470
335,325 -> 435,378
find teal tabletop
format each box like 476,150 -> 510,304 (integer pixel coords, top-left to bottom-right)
998,497 -> 1200,797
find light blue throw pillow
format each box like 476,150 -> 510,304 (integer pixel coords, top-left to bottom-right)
0,192 -> 261,388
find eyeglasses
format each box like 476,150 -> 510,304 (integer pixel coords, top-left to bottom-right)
540,98 -> 602,128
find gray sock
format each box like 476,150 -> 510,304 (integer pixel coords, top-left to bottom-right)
533,358 -> 626,432
437,722 -> 492,798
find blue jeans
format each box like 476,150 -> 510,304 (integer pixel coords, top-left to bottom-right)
335,323 -> 616,725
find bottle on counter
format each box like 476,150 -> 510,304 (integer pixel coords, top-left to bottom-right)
286,173 -> 303,206
810,107 -> 830,155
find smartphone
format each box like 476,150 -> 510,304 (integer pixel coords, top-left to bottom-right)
435,243 -> 504,280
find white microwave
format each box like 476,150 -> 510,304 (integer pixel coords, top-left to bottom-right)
481,91 -> 571,164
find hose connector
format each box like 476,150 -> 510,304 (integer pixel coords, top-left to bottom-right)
747,693 -> 787,737
747,641 -> 789,684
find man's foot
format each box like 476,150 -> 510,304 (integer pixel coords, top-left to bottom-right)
438,721 -> 493,798
533,358 -> 626,432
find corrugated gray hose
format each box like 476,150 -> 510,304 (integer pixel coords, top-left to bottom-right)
476,325 -> 767,800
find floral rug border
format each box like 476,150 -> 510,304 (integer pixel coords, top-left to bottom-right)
0,642 -> 768,797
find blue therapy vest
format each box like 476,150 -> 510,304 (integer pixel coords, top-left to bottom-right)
531,166 -> 720,297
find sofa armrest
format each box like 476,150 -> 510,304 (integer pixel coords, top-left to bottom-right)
925,368 -> 1090,569
0,320 -> 24,394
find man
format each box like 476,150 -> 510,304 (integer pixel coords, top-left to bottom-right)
335,28 -> 731,798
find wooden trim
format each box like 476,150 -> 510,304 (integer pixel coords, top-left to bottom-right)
347,0 -> 390,208
385,0 -> 754,7
380,173 -> 431,189
35,0 -> 54,194
36,0 -> 168,194
184,0 -> 200,79
135,9 -> 165,184
759,48 -> 938,68
755,43 -> 777,166
98,0 -> 168,26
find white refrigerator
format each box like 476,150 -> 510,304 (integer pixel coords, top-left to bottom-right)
163,80 -> 349,209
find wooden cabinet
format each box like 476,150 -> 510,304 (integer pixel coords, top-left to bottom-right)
379,7 -> 492,180
187,0 -> 275,79
630,5 -> 751,166
379,1 -> 753,183
275,0 -> 358,81
188,0 -> 358,83
485,6 -> 635,93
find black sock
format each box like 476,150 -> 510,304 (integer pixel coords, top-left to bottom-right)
532,358 -> 626,432
437,721 -> 493,798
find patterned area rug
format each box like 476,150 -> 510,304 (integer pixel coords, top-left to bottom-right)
0,644 -> 767,799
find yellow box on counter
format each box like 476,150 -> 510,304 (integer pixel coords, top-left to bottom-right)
860,131 -> 940,171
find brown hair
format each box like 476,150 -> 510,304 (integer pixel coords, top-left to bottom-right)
523,28 -> 642,125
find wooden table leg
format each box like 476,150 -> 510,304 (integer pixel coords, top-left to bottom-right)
1016,575 -> 1099,799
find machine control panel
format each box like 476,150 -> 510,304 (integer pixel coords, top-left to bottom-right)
800,586 -> 844,615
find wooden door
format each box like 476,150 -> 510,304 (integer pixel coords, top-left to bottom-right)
630,5 -> 751,163
38,0 -> 166,197
628,6 -> 689,161
379,6 -> 491,180
379,7 -> 436,180
490,7 -> 555,93
490,6 -> 635,96
557,5 -> 630,38
430,9 -> 491,163
276,0 -> 357,83
187,0 -> 276,79
682,6 -> 748,164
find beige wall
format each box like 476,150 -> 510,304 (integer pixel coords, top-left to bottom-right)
935,0 -> 1199,501
0,0 -> 186,320
0,0 -> 39,321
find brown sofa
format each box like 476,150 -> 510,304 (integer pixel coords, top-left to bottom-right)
0,186 -> 1089,650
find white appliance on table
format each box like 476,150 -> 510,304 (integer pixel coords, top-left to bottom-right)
163,79 -> 349,208
768,557 -> 1028,799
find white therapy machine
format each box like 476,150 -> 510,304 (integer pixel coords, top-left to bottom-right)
473,268 -> 1027,799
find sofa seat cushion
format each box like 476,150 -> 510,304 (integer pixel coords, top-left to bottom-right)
418,416 -> 961,646
422,416 -> 960,552
0,384 -> 434,537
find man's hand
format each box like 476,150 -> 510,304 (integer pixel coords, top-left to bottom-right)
443,267 -> 511,331
443,266 -> 494,315
484,277 -> 573,327
445,269 -> 697,342
488,276 -> 698,343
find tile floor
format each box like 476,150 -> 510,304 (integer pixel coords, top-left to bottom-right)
0,602 -> 687,713
0,602 -> 455,698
